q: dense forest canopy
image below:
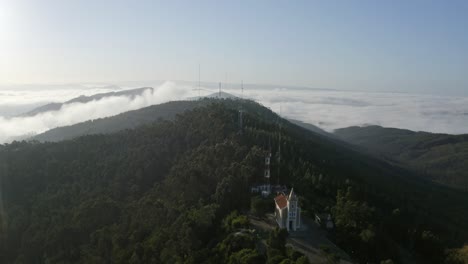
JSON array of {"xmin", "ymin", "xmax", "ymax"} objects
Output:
[
  {"xmin": 1, "ymin": 100, "xmax": 467, "ymax": 263},
  {"xmin": 31, "ymin": 100, "xmax": 208, "ymax": 142},
  {"xmin": 335, "ymin": 125, "xmax": 468, "ymax": 190}
]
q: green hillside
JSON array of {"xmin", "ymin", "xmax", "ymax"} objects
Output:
[
  {"xmin": 32, "ymin": 100, "xmax": 206, "ymax": 142},
  {"xmin": 335, "ymin": 125, "xmax": 468, "ymax": 190},
  {"xmin": 31, "ymin": 97, "xmax": 277, "ymax": 142},
  {"xmin": 1, "ymin": 101, "xmax": 467, "ymax": 263}
]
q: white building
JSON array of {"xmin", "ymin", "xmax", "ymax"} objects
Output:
[
  {"xmin": 250, "ymin": 184, "xmax": 271, "ymax": 197},
  {"xmin": 274, "ymin": 188, "xmax": 301, "ymax": 231}
]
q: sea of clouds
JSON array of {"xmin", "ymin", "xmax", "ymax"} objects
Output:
[
  {"xmin": 239, "ymin": 87, "xmax": 468, "ymax": 134},
  {"xmin": 0, "ymin": 81, "xmax": 468, "ymax": 144},
  {"xmin": 0, "ymin": 82, "xmax": 189, "ymax": 143}
]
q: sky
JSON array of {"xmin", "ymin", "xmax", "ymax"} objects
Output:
[{"xmin": 1, "ymin": 0, "xmax": 468, "ymax": 95}]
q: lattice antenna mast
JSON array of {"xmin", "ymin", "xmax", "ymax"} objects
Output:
[
  {"xmin": 218, "ymin": 82, "xmax": 221, "ymax": 98},
  {"xmin": 241, "ymin": 80, "xmax": 244, "ymax": 99},
  {"xmin": 198, "ymin": 64, "xmax": 201, "ymax": 97},
  {"xmin": 238, "ymin": 81, "xmax": 244, "ymax": 134},
  {"xmin": 277, "ymin": 105, "xmax": 282, "ymax": 185},
  {"xmin": 265, "ymin": 137, "xmax": 272, "ymax": 192},
  {"xmin": 225, "ymin": 72, "xmax": 228, "ymax": 90}
]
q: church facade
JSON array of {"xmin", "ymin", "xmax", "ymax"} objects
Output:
[{"xmin": 274, "ymin": 188, "xmax": 301, "ymax": 231}]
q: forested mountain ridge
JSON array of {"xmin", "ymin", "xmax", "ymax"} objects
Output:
[
  {"xmin": 31, "ymin": 100, "xmax": 205, "ymax": 142},
  {"xmin": 334, "ymin": 125, "xmax": 468, "ymax": 190},
  {"xmin": 1, "ymin": 101, "xmax": 467, "ymax": 263},
  {"xmin": 31, "ymin": 97, "xmax": 277, "ymax": 142}
]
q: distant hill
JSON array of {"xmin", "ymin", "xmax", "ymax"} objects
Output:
[
  {"xmin": 334, "ymin": 125, "xmax": 468, "ymax": 189},
  {"xmin": 287, "ymin": 119, "xmax": 334, "ymax": 138},
  {"xmin": 20, "ymin": 87, "xmax": 153, "ymax": 117},
  {"xmin": 31, "ymin": 100, "xmax": 205, "ymax": 142},
  {"xmin": 31, "ymin": 94, "xmax": 252, "ymax": 142}
]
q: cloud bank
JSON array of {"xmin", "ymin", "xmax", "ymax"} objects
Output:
[
  {"xmin": 0, "ymin": 81, "xmax": 190, "ymax": 143},
  {"xmin": 1, "ymin": 81, "xmax": 468, "ymax": 144},
  {"xmin": 237, "ymin": 87, "xmax": 468, "ymax": 135}
]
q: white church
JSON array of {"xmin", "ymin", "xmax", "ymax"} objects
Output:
[
  {"xmin": 274, "ymin": 188, "xmax": 301, "ymax": 231},
  {"xmin": 250, "ymin": 136, "xmax": 302, "ymax": 232}
]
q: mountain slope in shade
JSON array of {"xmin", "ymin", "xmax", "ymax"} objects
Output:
[
  {"xmin": 31, "ymin": 95, "xmax": 268, "ymax": 142},
  {"xmin": 20, "ymin": 87, "xmax": 153, "ymax": 117},
  {"xmin": 334, "ymin": 125, "xmax": 468, "ymax": 189},
  {"xmin": 31, "ymin": 100, "xmax": 206, "ymax": 142}
]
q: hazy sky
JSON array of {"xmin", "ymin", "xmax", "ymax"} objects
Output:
[{"xmin": 1, "ymin": 0, "xmax": 467, "ymax": 95}]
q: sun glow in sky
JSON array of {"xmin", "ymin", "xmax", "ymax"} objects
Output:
[
  {"xmin": 0, "ymin": 3, "xmax": 11, "ymax": 42},
  {"xmin": 0, "ymin": 0, "xmax": 468, "ymax": 95},
  {"xmin": 0, "ymin": 0, "xmax": 23, "ymax": 80}
]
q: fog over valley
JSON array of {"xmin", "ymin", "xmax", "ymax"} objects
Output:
[
  {"xmin": 1, "ymin": 81, "xmax": 467, "ymax": 144},
  {"xmin": 0, "ymin": 82, "xmax": 189, "ymax": 143}
]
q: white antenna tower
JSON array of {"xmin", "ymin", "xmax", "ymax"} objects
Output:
[
  {"xmin": 198, "ymin": 64, "xmax": 201, "ymax": 97},
  {"xmin": 277, "ymin": 104, "xmax": 282, "ymax": 185},
  {"xmin": 225, "ymin": 72, "xmax": 228, "ymax": 90},
  {"xmin": 265, "ymin": 137, "xmax": 272, "ymax": 193},
  {"xmin": 241, "ymin": 80, "xmax": 244, "ymax": 99},
  {"xmin": 239, "ymin": 80, "xmax": 244, "ymax": 134}
]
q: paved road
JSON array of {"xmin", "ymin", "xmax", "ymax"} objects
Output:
[
  {"xmin": 288, "ymin": 216, "xmax": 352, "ymax": 264},
  {"xmin": 250, "ymin": 214, "xmax": 353, "ymax": 264}
]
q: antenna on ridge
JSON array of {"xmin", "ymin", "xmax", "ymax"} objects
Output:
[
  {"xmin": 238, "ymin": 80, "xmax": 244, "ymax": 134},
  {"xmin": 225, "ymin": 72, "xmax": 228, "ymax": 90},
  {"xmin": 278, "ymin": 132, "xmax": 281, "ymax": 185},
  {"xmin": 264, "ymin": 137, "xmax": 272, "ymax": 194},
  {"xmin": 198, "ymin": 64, "xmax": 201, "ymax": 97},
  {"xmin": 241, "ymin": 80, "xmax": 244, "ymax": 99},
  {"xmin": 277, "ymin": 104, "xmax": 282, "ymax": 185},
  {"xmin": 218, "ymin": 82, "xmax": 221, "ymax": 98}
]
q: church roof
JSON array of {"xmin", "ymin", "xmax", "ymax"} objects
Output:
[{"xmin": 274, "ymin": 194, "xmax": 288, "ymax": 209}]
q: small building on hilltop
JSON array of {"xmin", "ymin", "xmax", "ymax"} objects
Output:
[
  {"xmin": 315, "ymin": 213, "xmax": 334, "ymax": 230},
  {"xmin": 274, "ymin": 188, "xmax": 301, "ymax": 231}
]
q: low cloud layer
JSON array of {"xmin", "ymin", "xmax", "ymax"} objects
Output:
[
  {"xmin": 0, "ymin": 82, "xmax": 190, "ymax": 143},
  {"xmin": 238, "ymin": 88, "xmax": 468, "ymax": 134},
  {"xmin": 1, "ymin": 81, "xmax": 468, "ymax": 144}
]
